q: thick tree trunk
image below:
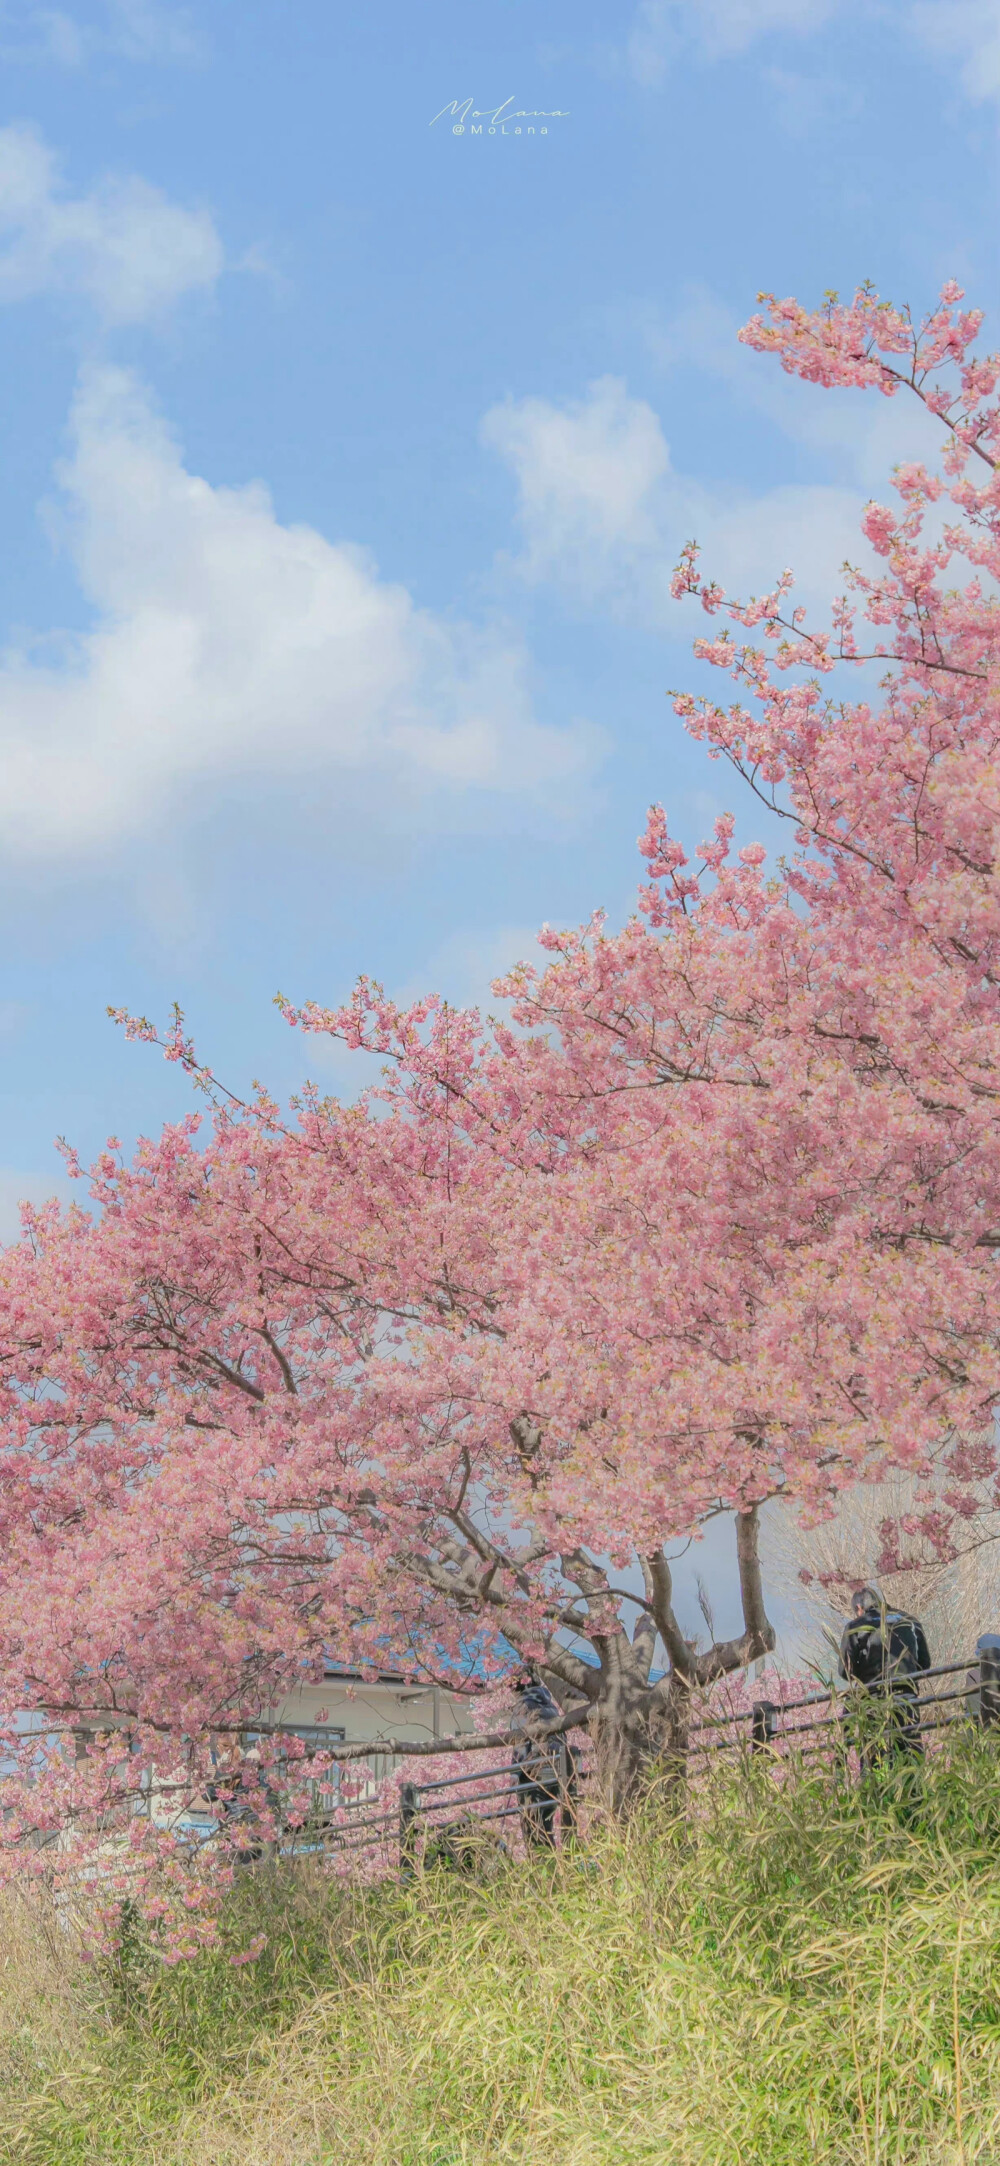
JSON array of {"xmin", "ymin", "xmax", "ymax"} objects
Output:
[
  {"xmin": 589, "ymin": 1676, "xmax": 693, "ymax": 1814},
  {"xmin": 589, "ymin": 1678, "xmax": 662, "ymax": 1814},
  {"xmin": 422, "ymin": 1500, "xmax": 776, "ymax": 1818},
  {"xmin": 587, "ymin": 1505, "xmax": 776, "ymax": 1814}
]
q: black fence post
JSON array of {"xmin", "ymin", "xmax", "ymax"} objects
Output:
[
  {"xmin": 978, "ymin": 1634, "xmax": 1000, "ymax": 1728},
  {"xmin": 399, "ymin": 1780, "xmax": 420, "ymax": 1871},
  {"xmin": 751, "ymin": 1700, "xmax": 778, "ymax": 1754},
  {"xmin": 558, "ymin": 1738, "xmax": 580, "ymax": 1840}
]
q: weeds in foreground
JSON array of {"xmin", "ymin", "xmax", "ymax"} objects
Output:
[{"xmin": 4, "ymin": 1739, "xmax": 1000, "ymax": 2162}]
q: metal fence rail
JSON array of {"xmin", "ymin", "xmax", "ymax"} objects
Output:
[
  {"xmin": 281, "ymin": 1743, "xmax": 588, "ymax": 1865},
  {"xmin": 400, "ymin": 1737, "xmax": 587, "ymax": 1867},
  {"xmin": 278, "ymin": 1633, "xmax": 1000, "ymax": 1872},
  {"xmin": 689, "ymin": 1656, "xmax": 976, "ymax": 1737},
  {"xmin": 688, "ymin": 1634, "xmax": 1000, "ymax": 1764}
]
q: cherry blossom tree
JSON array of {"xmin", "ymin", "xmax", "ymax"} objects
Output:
[
  {"xmin": 2, "ymin": 280, "xmax": 1000, "ymax": 1880},
  {"xmin": 0, "ymin": 1048, "xmax": 780, "ymax": 1837}
]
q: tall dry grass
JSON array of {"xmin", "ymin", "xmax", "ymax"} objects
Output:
[
  {"xmin": 5, "ymin": 1735, "xmax": 1000, "ymax": 2163},
  {"xmin": 0, "ymin": 1883, "xmax": 90, "ymax": 2115}
]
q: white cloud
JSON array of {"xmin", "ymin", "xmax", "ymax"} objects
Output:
[
  {"xmin": 481, "ymin": 377, "xmax": 672, "ymax": 591},
  {"xmin": 99, "ymin": 0, "xmax": 198, "ymax": 60},
  {"xmin": 627, "ymin": 0, "xmax": 834, "ymax": 84},
  {"xmin": 8, "ymin": 9, "xmax": 85, "ymax": 61},
  {"xmin": 483, "ymin": 374, "xmax": 867, "ymax": 629},
  {"xmin": 0, "ymin": 0, "xmax": 199, "ymax": 64},
  {"xmin": 0, "ymin": 123, "xmax": 221, "ymax": 323},
  {"xmin": 487, "ymin": 281, "xmax": 963, "ymax": 633},
  {"xmin": 909, "ymin": 0, "xmax": 1000, "ymax": 101},
  {"xmin": 0, "ymin": 368, "xmax": 599, "ymax": 860},
  {"xmin": 627, "ymin": 0, "xmax": 1000, "ymax": 101}
]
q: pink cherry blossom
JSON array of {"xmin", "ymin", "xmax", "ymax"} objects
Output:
[{"xmin": 2, "ymin": 277, "xmax": 1000, "ymax": 1926}]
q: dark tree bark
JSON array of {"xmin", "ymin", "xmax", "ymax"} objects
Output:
[
  {"xmin": 512, "ymin": 1507, "xmax": 776, "ymax": 1814},
  {"xmin": 407, "ymin": 1500, "xmax": 775, "ymax": 1815}
]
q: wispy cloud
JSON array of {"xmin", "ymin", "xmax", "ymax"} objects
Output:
[
  {"xmin": 627, "ymin": 0, "xmax": 1000, "ymax": 102},
  {"xmin": 761, "ymin": 63, "xmax": 863, "ymax": 138},
  {"xmin": 909, "ymin": 0, "xmax": 1000, "ymax": 103},
  {"xmin": 627, "ymin": 0, "xmax": 835, "ymax": 86},
  {"xmin": 0, "ymin": 123, "xmax": 221, "ymax": 323},
  {"xmin": 100, "ymin": 0, "xmax": 198, "ymax": 59},
  {"xmin": 0, "ymin": 0, "xmax": 200, "ymax": 65}
]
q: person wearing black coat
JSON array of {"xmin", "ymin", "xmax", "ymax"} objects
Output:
[
  {"xmin": 511, "ymin": 1673, "xmax": 579, "ymax": 1845},
  {"xmin": 839, "ymin": 1585, "xmax": 931, "ymax": 1767}
]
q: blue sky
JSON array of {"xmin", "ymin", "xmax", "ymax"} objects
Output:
[{"xmin": 0, "ymin": 0, "xmax": 995, "ymax": 1260}]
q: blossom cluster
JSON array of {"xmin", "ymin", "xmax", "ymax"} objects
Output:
[{"xmin": 1, "ymin": 279, "xmax": 999, "ymax": 1936}]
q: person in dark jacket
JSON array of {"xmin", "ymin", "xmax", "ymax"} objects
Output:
[
  {"xmin": 839, "ymin": 1585, "xmax": 931, "ymax": 1767},
  {"xmin": 511, "ymin": 1673, "xmax": 579, "ymax": 1846}
]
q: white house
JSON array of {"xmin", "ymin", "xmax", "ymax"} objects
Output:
[{"xmin": 255, "ymin": 1664, "xmax": 477, "ymax": 1805}]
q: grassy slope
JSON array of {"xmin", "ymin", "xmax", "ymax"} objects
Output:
[{"xmin": 5, "ymin": 1742, "xmax": 1000, "ymax": 2164}]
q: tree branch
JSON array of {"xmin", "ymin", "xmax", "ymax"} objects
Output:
[
  {"xmin": 646, "ymin": 1551, "xmax": 696, "ymax": 1680},
  {"xmin": 692, "ymin": 1504, "xmax": 775, "ymax": 1683}
]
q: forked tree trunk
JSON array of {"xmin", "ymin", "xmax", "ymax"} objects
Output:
[{"xmin": 561, "ymin": 1506, "xmax": 775, "ymax": 1815}]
